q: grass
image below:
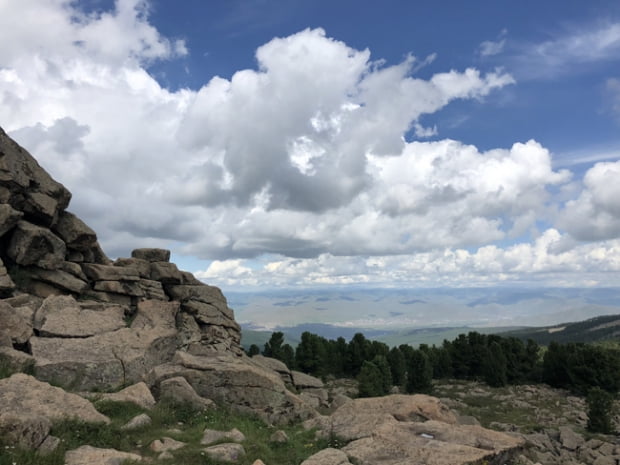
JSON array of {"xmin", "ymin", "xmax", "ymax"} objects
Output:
[{"xmin": 0, "ymin": 397, "xmax": 335, "ymax": 465}]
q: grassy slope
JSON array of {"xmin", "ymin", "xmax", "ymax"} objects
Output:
[{"xmin": 0, "ymin": 398, "xmax": 335, "ymax": 465}]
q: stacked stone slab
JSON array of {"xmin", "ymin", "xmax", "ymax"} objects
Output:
[{"xmin": 0, "ymin": 126, "xmax": 242, "ymax": 360}]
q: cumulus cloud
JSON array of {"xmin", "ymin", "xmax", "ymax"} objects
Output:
[
  {"xmin": 0, "ymin": 0, "xmax": 617, "ymax": 289},
  {"xmin": 196, "ymin": 230, "xmax": 620, "ymax": 289},
  {"xmin": 559, "ymin": 161, "xmax": 620, "ymax": 241}
]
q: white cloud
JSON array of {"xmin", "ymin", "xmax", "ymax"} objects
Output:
[
  {"xmin": 559, "ymin": 160, "xmax": 620, "ymax": 241},
  {"xmin": 196, "ymin": 231, "xmax": 620, "ymax": 289},
  {"xmin": 513, "ymin": 22, "xmax": 620, "ymax": 78},
  {"xmin": 1, "ymin": 1, "xmax": 618, "ymax": 289},
  {"xmin": 478, "ymin": 29, "xmax": 507, "ymax": 57}
]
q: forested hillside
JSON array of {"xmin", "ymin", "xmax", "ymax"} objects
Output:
[{"xmin": 500, "ymin": 314, "xmax": 620, "ymax": 345}]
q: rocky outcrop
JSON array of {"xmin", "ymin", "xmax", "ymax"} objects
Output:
[
  {"xmin": 147, "ymin": 351, "xmax": 317, "ymax": 424},
  {"xmin": 304, "ymin": 394, "xmax": 524, "ymax": 465},
  {"xmin": 0, "ymin": 373, "xmax": 108, "ymax": 448},
  {"xmin": 0, "ymin": 127, "xmax": 243, "ymax": 372}
]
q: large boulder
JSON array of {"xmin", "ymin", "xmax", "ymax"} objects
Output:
[
  {"xmin": 7, "ymin": 220, "xmax": 66, "ymax": 270},
  {"xmin": 0, "ymin": 127, "xmax": 71, "ymax": 227},
  {"xmin": 147, "ymin": 351, "xmax": 317, "ymax": 424},
  {"xmin": 31, "ymin": 324, "xmax": 178, "ymax": 390},
  {"xmin": 0, "ymin": 299, "xmax": 32, "ymax": 344},
  {"xmin": 0, "ymin": 374, "xmax": 109, "ymax": 448},
  {"xmin": 52, "ymin": 211, "xmax": 97, "ymax": 252},
  {"xmin": 0, "ymin": 203, "xmax": 23, "ymax": 237}
]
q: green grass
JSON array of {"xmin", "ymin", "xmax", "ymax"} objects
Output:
[{"xmin": 0, "ymin": 397, "xmax": 335, "ymax": 465}]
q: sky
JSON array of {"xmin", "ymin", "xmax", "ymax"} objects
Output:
[{"xmin": 1, "ymin": 0, "xmax": 620, "ymax": 293}]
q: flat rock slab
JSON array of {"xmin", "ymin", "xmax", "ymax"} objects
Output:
[
  {"xmin": 305, "ymin": 394, "xmax": 458, "ymax": 441},
  {"xmin": 0, "ymin": 374, "xmax": 109, "ymax": 445},
  {"xmin": 342, "ymin": 420, "xmax": 525, "ymax": 465},
  {"xmin": 65, "ymin": 445, "xmax": 142, "ymax": 465},
  {"xmin": 147, "ymin": 351, "xmax": 317, "ymax": 424},
  {"xmin": 34, "ymin": 295, "xmax": 125, "ymax": 337},
  {"xmin": 31, "ymin": 326, "xmax": 177, "ymax": 390}
]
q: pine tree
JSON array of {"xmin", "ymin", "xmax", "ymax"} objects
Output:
[
  {"xmin": 587, "ymin": 387, "xmax": 615, "ymax": 434},
  {"xmin": 483, "ymin": 341, "xmax": 507, "ymax": 387},
  {"xmin": 358, "ymin": 361, "xmax": 383, "ymax": 398},
  {"xmin": 406, "ymin": 350, "xmax": 433, "ymax": 394}
]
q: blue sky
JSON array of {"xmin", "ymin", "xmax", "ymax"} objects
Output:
[{"xmin": 1, "ymin": 0, "xmax": 619, "ymax": 293}]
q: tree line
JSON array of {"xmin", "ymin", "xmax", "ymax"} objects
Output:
[{"xmin": 248, "ymin": 330, "xmax": 620, "ymax": 398}]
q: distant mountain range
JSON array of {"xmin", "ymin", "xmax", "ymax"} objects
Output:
[
  {"xmin": 240, "ymin": 313, "xmax": 620, "ymax": 350},
  {"xmin": 499, "ymin": 314, "xmax": 620, "ymax": 345}
]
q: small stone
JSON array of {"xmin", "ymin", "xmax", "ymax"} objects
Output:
[
  {"xmin": 203, "ymin": 443, "xmax": 245, "ymax": 463},
  {"xmin": 149, "ymin": 437, "xmax": 186, "ymax": 453},
  {"xmin": 201, "ymin": 428, "xmax": 246, "ymax": 445},
  {"xmin": 270, "ymin": 430, "xmax": 289, "ymax": 443},
  {"xmin": 38, "ymin": 435, "xmax": 61, "ymax": 455},
  {"xmin": 64, "ymin": 445, "xmax": 142, "ymax": 465},
  {"xmin": 121, "ymin": 413, "xmax": 152, "ymax": 431}
]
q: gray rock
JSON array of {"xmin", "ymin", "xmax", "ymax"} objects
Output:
[
  {"xmin": 0, "ymin": 346, "xmax": 35, "ymax": 372},
  {"xmin": 64, "ymin": 445, "xmax": 142, "ymax": 465},
  {"xmin": 301, "ymin": 448, "xmax": 352, "ymax": 465},
  {"xmin": 270, "ymin": 430, "xmax": 289, "ymax": 443},
  {"xmin": 0, "ymin": 299, "xmax": 32, "ymax": 343},
  {"xmin": 159, "ymin": 376, "xmax": 215, "ymax": 411},
  {"xmin": 559, "ymin": 425, "xmax": 585, "ymax": 451},
  {"xmin": 147, "ymin": 351, "xmax": 317, "ymax": 424},
  {"xmin": 203, "ymin": 443, "xmax": 246, "ymax": 463},
  {"xmin": 0, "ymin": 203, "xmax": 22, "ymax": 237},
  {"xmin": 0, "ymin": 127, "xmax": 71, "ymax": 227},
  {"xmin": 0, "ymin": 260, "xmax": 15, "ymax": 297},
  {"xmin": 38, "ymin": 434, "xmax": 61, "ymax": 455},
  {"xmin": 99, "ymin": 382, "xmax": 156, "ymax": 410},
  {"xmin": 31, "ymin": 326, "xmax": 178, "ymax": 391},
  {"xmin": 138, "ymin": 278, "xmax": 167, "ymax": 300},
  {"xmin": 0, "ymin": 374, "xmax": 108, "ymax": 448},
  {"xmin": 0, "ymin": 413, "xmax": 51, "ymax": 449},
  {"xmin": 81, "ymin": 290, "xmax": 133, "ymax": 306},
  {"xmin": 182, "ymin": 299, "xmax": 238, "ymax": 328},
  {"xmin": 251, "ymin": 355, "xmax": 293, "ymax": 384},
  {"xmin": 150, "ymin": 261, "xmax": 183, "ymax": 284},
  {"xmin": 149, "ymin": 436, "xmax": 186, "ymax": 452},
  {"xmin": 130, "ymin": 299, "xmax": 179, "ymax": 330},
  {"xmin": 166, "ymin": 284, "xmax": 227, "ymax": 305},
  {"xmin": 34, "ymin": 295, "xmax": 125, "ymax": 337},
  {"xmin": 292, "ymin": 370, "xmax": 324, "ymax": 389},
  {"xmin": 93, "ymin": 280, "xmax": 144, "ymax": 297},
  {"xmin": 132, "ymin": 248, "xmax": 171, "ymax": 262},
  {"xmin": 114, "ymin": 257, "xmax": 151, "ymax": 278},
  {"xmin": 121, "ymin": 413, "xmax": 152, "ymax": 431},
  {"xmin": 201, "ymin": 427, "xmax": 246, "ymax": 445},
  {"xmin": 7, "ymin": 220, "xmax": 66, "ymax": 270},
  {"xmin": 82, "ymin": 263, "xmax": 140, "ymax": 281},
  {"xmin": 52, "ymin": 211, "xmax": 97, "ymax": 252}
]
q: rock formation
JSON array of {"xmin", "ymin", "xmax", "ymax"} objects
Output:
[{"xmin": 0, "ymin": 126, "xmax": 527, "ymax": 464}]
